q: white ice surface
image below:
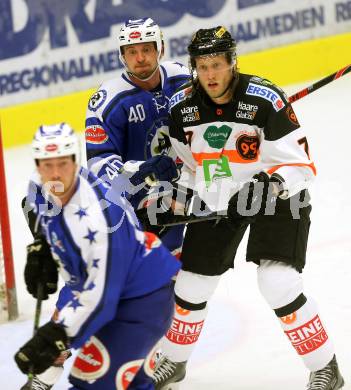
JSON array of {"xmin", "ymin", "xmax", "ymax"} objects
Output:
[{"xmin": 1, "ymin": 76, "xmax": 351, "ymax": 389}]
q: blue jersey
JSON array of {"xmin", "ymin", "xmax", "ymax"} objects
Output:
[
  {"xmin": 85, "ymin": 61, "xmax": 189, "ymax": 253},
  {"xmin": 85, "ymin": 61, "xmax": 189, "ymax": 184},
  {"xmin": 27, "ymin": 167, "xmax": 180, "ymax": 349}
]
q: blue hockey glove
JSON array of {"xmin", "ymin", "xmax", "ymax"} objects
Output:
[{"xmin": 129, "ymin": 155, "xmax": 179, "ymax": 186}]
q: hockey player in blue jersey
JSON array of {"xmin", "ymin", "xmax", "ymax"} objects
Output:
[
  {"xmin": 14, "ymin": 123, "xmax": 181, "ymax": 390},
  {"xmin": 85, "ymin": 17, "xmax": 190, "ymax": 253},
  {"xmin": 19, "ymin": 17, "xmax": 190, "ymax": 390}
]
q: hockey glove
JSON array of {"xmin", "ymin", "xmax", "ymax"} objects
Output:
[
  {"xmin": 25, "ymin": 235, "xmax": 58, "ymax": 300},
  {"xmin": 129, "ymin": 155, "xmax": 179, "ymax": 186},
  {"xmin": 227, "ymin": 171, "xmax": 284, "ymax": 226},
  {"xmin": 14, "ymin": 322, "xmax": 68, "ymax": 375},
  {"xmin": 136, "ymin": 204, "xmax": 174, "ymax": 237}
]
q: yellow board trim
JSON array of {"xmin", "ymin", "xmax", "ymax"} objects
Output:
[
  {"xmin": 239, "ymin": 31, "xmax": 351, "ymax": 86},
  {"xmin": 1, "ymin": 31, "xmax": 351, "ymax": 149}
]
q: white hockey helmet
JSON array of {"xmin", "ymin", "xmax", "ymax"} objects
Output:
[
  {"xmin": 32, "ymin": 123, "xmax": 80, "ymax": 162},
  {"xmin": 117, "ymin": 18, "xmax": 163, "ymax": 67}
]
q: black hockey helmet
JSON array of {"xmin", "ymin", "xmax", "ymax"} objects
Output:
[{"xmin": 188, "ymin": 26, "xmax": 236, "ymax": 68}]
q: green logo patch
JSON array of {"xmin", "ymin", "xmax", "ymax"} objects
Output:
[
  {"xmin": 203, "ymin": 125, "xmax": 232, "ymax": 149},
  {"xmin": 203, "ymin": 155, "xmax": 232, "ymax": 187}
]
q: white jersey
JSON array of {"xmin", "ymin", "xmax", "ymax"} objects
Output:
[{"xmin": 168, "ymin": 74, "xmax": 316, "ymax": 211}]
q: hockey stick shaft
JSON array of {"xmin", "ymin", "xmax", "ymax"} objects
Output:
[
  {"xmin": 288, "ymin": 64, "xmax": 351, "ymax": 103},
  {"xmin": 27, "ymin": 282, "xmax": 44, "ymax": 388},
  {"xmin": 159, "ymin": 212, "xmax": 226, "ymax": 226},
  {"xmin": 33, "ymin": 283, "xmax": 44, "ymax": 333}
]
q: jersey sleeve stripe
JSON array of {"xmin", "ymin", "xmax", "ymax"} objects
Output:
[
  {"xmin": 267, "ymin": 162, "xmax": 317, "ymax": 176},
  {"xmin": 102, "ymin": 88, "xmax": 140, "ymax": 122},
  {"xmin": 192, "ymin": 150, "xmax": 259, "ymax": 165}
]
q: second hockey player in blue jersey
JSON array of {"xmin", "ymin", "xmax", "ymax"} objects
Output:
[{"xmin": 15, "ymin": 124, "xmax": 181, "ymax": 390}]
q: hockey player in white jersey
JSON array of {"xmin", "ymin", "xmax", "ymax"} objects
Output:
[
  {"xmin": 152, "ymin": 26, "xmax": 345, "ymax": 390},
  {"xmin": 14, "ymin": 124, "xmax": 181, "ymax": 390}
]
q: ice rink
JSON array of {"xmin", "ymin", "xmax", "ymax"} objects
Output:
[{"xmin": 1, "ymin": 75, "xmax": 350, "ymax": 389}]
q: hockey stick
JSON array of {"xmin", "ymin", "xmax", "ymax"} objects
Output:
[
  {"xmin": 27, "ymin": 282, "xmax": 44, "ymax": 388},
  {"xmin": 288, "ymin": 64, "xmax": 351, "ymax": 103},
  {"xmin": 158, "ymin": 211, "xmax": 226, "ymax": 226},
  {"xmin": 21, "ymin": 205, "xmax": 45, "ymax": 389}
]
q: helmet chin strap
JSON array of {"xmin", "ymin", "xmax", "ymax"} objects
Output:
[
  {"xmin": 214, "ymin": 71, "xmax": 237, "ymax": 100},
  {"xmin": 216, "ymin": 77, "xmax": 234, "ymax": 99},
  {"xmin": 207, "ymin": 65, "xmax": 238, "ymax": 100}
]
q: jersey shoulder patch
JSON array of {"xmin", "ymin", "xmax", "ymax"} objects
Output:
[
  {"xmin": 169, "ymin": 84, "xmax": 193, "ymax": 111},
  {"xmin": 248, "ymin": 75, "xmax": 289, "ymax": 100},
  {"xmin": 87, "ymin": 77, "xmax": 134, "ymax": 115},
  {"xmin": 88, "ymin": 89, "xmax": 108, "ymax": 112},
  {"xmin": 245, "ymin": 76, "xmax": 286, "ymax": 112}
]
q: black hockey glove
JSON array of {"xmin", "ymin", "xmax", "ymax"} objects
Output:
[
  {"xmin": 14, "ymin": 322, "xmax": 68, "ymax": 375},
  {"xmin": 136, "ymin": 202, "xmax": 175, "ymax": 237},
  {"xmin": 130, "ymin": 155, "xmax": 179, "ymax": 186},
  {"xmin": 227, "ymin": 171, "xmax": 284, "ymax": 226},
  {"xmin": 25, "ymin": 235, "xmax": 58, "ymax": 300}
]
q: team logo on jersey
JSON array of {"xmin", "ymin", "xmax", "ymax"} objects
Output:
[
  {"xmin": 235, "ymin": 134, "xmax": 259, "ymax": 160},
  {"xmin": 181, "ymin": 105, "xmax": 200, "ymax": 123},
  {"xmin": 286, "ymin": 106, "xmax": 299, "ymax": 126},
  {"xmin": 115, "ymin": 359, "xmax": 144, "ymax": 390},
  {"xmin": 203, "ymin": 155, "xmax": 232, "ymax": 187},
  {"xmin": 71, "ymin": 336, "xmax": 110, "ymax": 381},
  {"xmin": 246, "ymin": 83, "xmax": 285, "ymax": 112},
  {"xmin": 147, "ymin": 121, "xmax": 177, "ymax": 159},
  {"xmin": 236, "ymin": 101, "xmax": 258, "ymax": 120},
  {"xmin": 85, "ymin": 125, "xmax": 109, "ymax": 144},
  {"xmin": 203, "ymin": 125, "xmax": 232, "ymax": 149},
  {"xmin": 88, "ymin": 89, "xmax": 107, "ymax": 112}
]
